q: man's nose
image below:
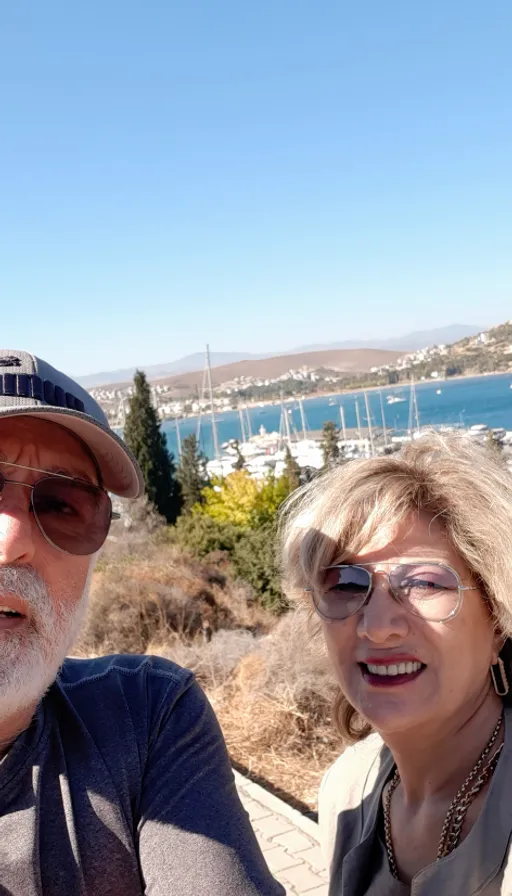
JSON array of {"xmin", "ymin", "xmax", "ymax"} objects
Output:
[{"xmin": 0, "ymin": 488, "xmax": 37, "ymax": 565}]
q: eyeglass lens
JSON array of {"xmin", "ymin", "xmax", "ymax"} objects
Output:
[
  {"xmin": 315, "ymin": 563, "xmax": 461, "ymax": 622},
  {"xmin": 0, "ymin": 471, "xmax": 112, "ymax": 555}
]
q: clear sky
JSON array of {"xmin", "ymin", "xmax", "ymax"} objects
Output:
[{"xmin": 1, "ymin": 1, "xmax": 511, "ymax": 375}]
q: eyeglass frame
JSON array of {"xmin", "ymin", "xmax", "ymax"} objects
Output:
[
  {"xmin": 0, "ymin": 461, "xmax": 120, "ymax": 554},
  {"xmin": 306, "ymin": 561, "xmax": 479, "ymax": 623}
]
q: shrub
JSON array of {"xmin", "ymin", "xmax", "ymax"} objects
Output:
[
  {"xmin": 172, "ymin": 513, "xmax": 243, "ymax": 558},
  {"xmin": 231, "ymin": 523, "xmax": 288, "ymax": 614}
]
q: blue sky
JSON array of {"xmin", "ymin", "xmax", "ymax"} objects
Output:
[{"xmin": 1, "ymin": 1, "xmax": 511, "ymax": 376}]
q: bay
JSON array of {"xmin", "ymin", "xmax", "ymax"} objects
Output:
[{"xmin": 161, "ymin": 373, "xmax": 512, "ymax": 461}]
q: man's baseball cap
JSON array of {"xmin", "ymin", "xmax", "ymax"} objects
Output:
[{"xmin": 0, "ymin": 350, "xmax": 144, "ymax": 498}]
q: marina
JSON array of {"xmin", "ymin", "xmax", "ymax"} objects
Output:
[{"xmin": 161, "ymin": 372, "xmax": 512, "ymax": 479}]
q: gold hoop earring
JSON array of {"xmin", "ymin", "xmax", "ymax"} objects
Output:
[{"xmin": 491, "ymin": 657, "xmax": 510, "ymax": 697}]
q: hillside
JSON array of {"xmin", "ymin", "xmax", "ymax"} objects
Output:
[
  {"xmin": 76, "ymin": 324, "xmax": 483, "ymax": 388},
  {"xmin": 398, "ymin": 320, "xmax": 512, "ymax": 381},
  {"xmin": 106, "ymin": 347, "xmax": 404, "ymax": 393}
]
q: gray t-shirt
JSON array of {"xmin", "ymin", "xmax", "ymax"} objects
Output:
[{"xmin": 0, "ymin": 653, "xmax": 284, "ymax": 896}]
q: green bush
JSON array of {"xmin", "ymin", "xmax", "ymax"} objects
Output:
[
  {"xmin": 231, "ymin": 523, "xmax": 289, "ymax": 615},
  {"xmin": 172, "ymin": 512, "xmax": 243, "ymax": 558},
  {"xmin": 169, "ymin": 514, "xmax": 288, "ymax": 614}
]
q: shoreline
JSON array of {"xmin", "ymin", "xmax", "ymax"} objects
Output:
[{"xmin": 161, "ymin": 370, "xmax": 512, "ymax": 423}]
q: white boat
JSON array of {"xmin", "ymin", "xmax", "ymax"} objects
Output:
[
  {"xmin": 436, "ymin": 389, "xmax": 442, "ymax": 395},
  {"xmin": 387, "ymin": 395, "xmax": 406, "ymax": 405}
]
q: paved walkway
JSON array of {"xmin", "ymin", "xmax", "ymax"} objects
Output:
[{"xmin": 234, "ymin": 771, "xmax": 329, "ymax": 896}]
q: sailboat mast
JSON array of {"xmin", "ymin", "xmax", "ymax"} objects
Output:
[
  {"xmin": 280, "ymin": 395, "xmax": 292, "ymax": 448},
  {"xmin": 355, "ymin": 399, "xmax": 362, "ymax": 439},
  {"xmin": 339, "ymin": 404, "xmax": 347, "ymax": 443},
  {"xmin": 175, "ymin": 416, "xmax": 182, "ymax": 458},
  {"xmin": 205, "ymin": 344, "xmax": 220, "ymax": 459},
  {"xmin": 196, "ymin": 365, "xmax": 207, "ymax": 441},
  {"xmin": 407, "ymin": 377, "xmax": 414, "ymax": 436},
  {"xmin": 363, "ymin": 391, "xmax": 375, "ymax": 457},
  {"xmin": 245, "ymin": 406, "xmax": 253, "ymax": 439},
  {"xmin": 298, "ymin": 397, "xmax": 307, "ymax": 440},
  {"xmin": 414, "ymin": 383, "xmax": 420, "ymax": 433},
  {"xmin": 238, "ymin": 405, "xmax": 246, "ymax": 443},
  {"xmin": 379, "ymin": 389, "xmax": 388, "ymax": 448}
]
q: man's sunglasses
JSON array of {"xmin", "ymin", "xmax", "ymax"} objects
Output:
[{"xmin": 0, "ymin": 463, "xmax": 119, "ymax": 556}]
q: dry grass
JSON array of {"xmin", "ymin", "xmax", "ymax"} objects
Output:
[
  {"xmin": 75, "ymin": 540, "xmax": 275, "ymax": 657},
  {"xmin": 157, "ymin": 614, "xmax": 343, "ymax": 810},
  {"xmin": 78, "ymin": 515, "xmax": 343, "ymax": 811}
]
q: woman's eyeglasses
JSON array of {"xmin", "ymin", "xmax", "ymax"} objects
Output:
[
  {"xmin": 309, "ymin": 562, "xmax": 478, "ymax": 623},
  {"xmin": 0, "ymin": 463, "xmax": 119, "ymax": 556}
]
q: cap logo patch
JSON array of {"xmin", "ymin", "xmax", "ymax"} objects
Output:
[
  {"xmin": 0, "ymin": 374, "xmax": 85, "ymax": 413},
  {"xmin": 0, "ymin": 356, "xmax": 21, "ymax": 368}
]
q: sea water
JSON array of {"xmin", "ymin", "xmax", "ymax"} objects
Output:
[{"xmin": 161, "ymin": 373, "xmax": 512, "ymax": 461}]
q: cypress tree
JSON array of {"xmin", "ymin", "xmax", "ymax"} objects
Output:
[
  {"xmin": 233, "ymin": 440, "xmax": 245, "ymax": 471},
  {"xmin": 177, "ymin": 433, "xmax": 209, "ymax": 512},
  {"xmin": 322, "ymin": 420, "xmax": 340, "ymax": 469},
  {"xmin": 123, "ymin": 370, "xmax": 182, "ymax": 523},
  {"xmin": 283, "ymin": 445, "xmax": 301, "ymax": 491}
]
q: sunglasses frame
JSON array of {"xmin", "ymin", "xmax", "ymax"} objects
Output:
[
  {"xmin": 308, "ymin": 561, "xmax": 478, "ymax": 623},
  {"xmin": 0, "ymin": 462, "xmax": 119, "ymax": 555}
]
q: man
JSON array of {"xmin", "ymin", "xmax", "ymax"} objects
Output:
[{"xmin": 0, "ymin": 349, "xmax": 284, "ymax": 896}]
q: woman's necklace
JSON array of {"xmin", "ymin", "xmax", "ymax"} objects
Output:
[{"xmin": 383, "ymin": 714, "xmax": 504, "ymax": 881}]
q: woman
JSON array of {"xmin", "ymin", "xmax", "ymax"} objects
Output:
[{"xmin": 280, "ymin": 431, "xmax": 512, "ymax": 894}]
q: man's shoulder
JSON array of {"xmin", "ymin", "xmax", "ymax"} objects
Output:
[
  {"xmin": 55, "ymin": 654, "xmax": 197, "ymax": 731},
  {"xmin": 60, "ymin": 653, "xmax": 191, "ymax": 689}
]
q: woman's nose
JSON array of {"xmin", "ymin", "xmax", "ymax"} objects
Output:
[{"xmin": 356, "ymin": 573, "xmax": 410, "ymax": 643}]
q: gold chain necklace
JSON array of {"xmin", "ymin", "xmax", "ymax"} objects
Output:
[{"xmin": 383, "ymin": 714, "xmax": 504, "ymax": 880}]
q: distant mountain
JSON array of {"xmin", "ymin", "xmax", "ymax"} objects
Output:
[
  {"xmin": 77, "ymin": 324, "xmax": 484, "ymax": 388},
  {"xmin": 149, "ymin": 348, "xmax": 406, "ymax": 392},
  {"xmin": 289, "ymin": 325, "xmax": 483, "ymax": 354},
  {"xmin": 77, "ymin": 352, "xmax": 266, "ymax": 388}
]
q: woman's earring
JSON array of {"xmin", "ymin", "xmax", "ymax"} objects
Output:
[{"xmin": 491, "ymin": 656, "xmax": 510, "ymax": 696}]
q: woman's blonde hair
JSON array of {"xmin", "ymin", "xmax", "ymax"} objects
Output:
[{"xmin": 279, "ymin": 430, "xmax": 512, "ymax": 743}]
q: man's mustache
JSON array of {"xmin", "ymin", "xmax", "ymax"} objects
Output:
[{"xmin": 0, "ymin": 566, "xmax": 50, "ymax": 611}]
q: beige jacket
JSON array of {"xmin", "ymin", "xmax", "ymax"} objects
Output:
[{"xmin": 319, "ymin": 707, "xmax": 512, "ymax": 895}]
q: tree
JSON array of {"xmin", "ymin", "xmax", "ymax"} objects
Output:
[
  {"xmin": 198, "ymin": 469, "xmax": 292, "ymax": 530},
  {"xmin": 321, "ymin": 420, "xmax": 340, "ymax": 468},
  {"xmin": 199, "ymin": 471, "xmax": 260, "ymax": 528},
  {"xmin": 177, "ymin": 434, "xmax": 209, "ymax": 512},
  {"xmin": 233, "ymin": 440, "xmax": 245, "ymax": 471},
  {"xmin": 123, "ymin": 370, "xmax": 182, "ymax": 523},
  {"xmin": 232, "ymin": 522, "xmax": 289, "ymax": 613},
  {"xmin": 283, "ymin": 446, "xmax": 301, "ymax": 491}
]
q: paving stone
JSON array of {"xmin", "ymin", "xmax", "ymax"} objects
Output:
[
  {"xmin": 293, "ymin": 845, "xmax": 325, "ymax": 871},
  {"xmin": 279, "ymin": 864, "xmax": 327, "ymax": 893},
  {"xmin": 255, "ymin": 830, "xmax": 273, "ymax": 850},
  {"xmin": 273, "ymin": 830, "xmax": 314, "ymax": 854},
  {"xmin": 263, "ymin": 846, "xmax": 303, "ymax": 873},
  {"xmin": 254, "ymin": 814, "xmax": 295, "ymax": 838},
  {"xmin": 243, "ymin": 798, "xmax": 274, "ymax": 821},
  {"xmin": 234, "ymin": 770, "xmax": 329, "ymax": 894},
  {"xmin": 298, "ymin": 886, "xmax": 328, "ymax": 896}
]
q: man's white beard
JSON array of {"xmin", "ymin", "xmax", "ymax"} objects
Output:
[{"xmin": 0, "ymin": 565, "xmax": 92, "ymax": 720}]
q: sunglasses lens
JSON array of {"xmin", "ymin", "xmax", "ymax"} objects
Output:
[
  {"xmin": 390, "ymin": 563, "xmax": 460, "ymax": 621},
  {"xmin": 32, "ymin": 477, "xmax": 112, "ymax": 555},
  {"xmin": 315, "ymin": 566, "xmax": 371, "ymax": 619}
]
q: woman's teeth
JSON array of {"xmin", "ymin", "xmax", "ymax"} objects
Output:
[{"xmin": 365, "ymin": 661, "xmax": 422, "ymax": 676}]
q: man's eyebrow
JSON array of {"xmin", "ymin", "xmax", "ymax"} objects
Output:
[{"xmin": 46, "ymin": 466, "xmax": 97, "ymax": 485}]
